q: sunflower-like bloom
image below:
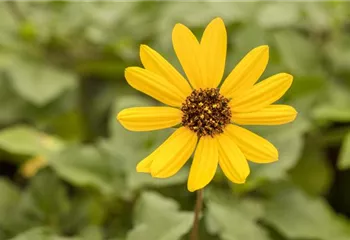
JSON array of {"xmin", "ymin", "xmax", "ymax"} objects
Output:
[{"xmin": 117, "ymin": 17, "xmax": 297, "ymax": 192}]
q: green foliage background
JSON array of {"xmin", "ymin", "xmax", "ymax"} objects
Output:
[{"xmin": 0, "ymin": 1, "xmax": 350, "ymax": 240}]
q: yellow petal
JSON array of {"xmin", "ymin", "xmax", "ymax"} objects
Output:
[
  {"xmin": 20, "ymin": 156, "xmax": 47, "ymax": 178},
  {"xmin": 172, "ymin": 23, "xmax": 202, "ymax": 89},
  {"xmin": 230, "ymin": 73, "xmax": 293, "ymax": 113},
  {"xmin": 125, "ymin": 67, "xmax": 185, "ymax": 107},
  {"xmin": 117, "ymin": 107, "xmax": 182, "ymax": 132},
  {"xmin": 136, "ymin": 155, "xmax": 153, "ymax": 173},
  {"xmin": 217, "ymin": 130, "xmax": 250, "ymax": 183},
  {"xmin": 200, "ymin": 17, "xmax": 227, "ymax": 88},
  {"xmin": 220, "ymin": 45, "xmax": 269, "ymax": 99},
  {"xmin": 187, "ymin": 136, "xmax": 218, "ymax": 192},
  {"xmin": 232, "ymin": 105, "xmax": 297, "ymax": 125},
  {"xmin": 225, "ymin": 125, "xmax": 278, "ymax": 163},
  {"xmin": 150, "ymin": 127, "xmax": 197, "ymax": 178},
  {"xmin": 140, "ymin": 45, "xmax": 192, "ymax": 98}
]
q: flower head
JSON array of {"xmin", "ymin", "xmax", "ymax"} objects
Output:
[{"xmin": 117, "ymin": 17, "xmax": 297, "ymax": 192}]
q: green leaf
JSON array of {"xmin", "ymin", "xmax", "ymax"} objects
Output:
[
  {"xmin": 313, "ymin": 106, "xmax": 350, "ymax": 123},
  {"xmin": 205, "ymin": 189, "xmax": 269, "ymax": 240},
  {"xmin": 2, "ymin": 171, "xmax": 70, "ymax": 236},
  {"xmin": 0, "ymin": 77, "xmax": 28, "ymax": 124},
  {"xmin": 10, "ymin": 227, "xmax": 54, "ymax": 240},
  {"xmin": 290, "ymin": 143, "xmax": 333, "ymax": 195},
  {"xmin": 233, "ymin": 24, "xmax": 266, "ymax": 54},
  {"xmin": 326, "ymin": 35, "xmax": 350, "ymax": 73},
  {"xmin": 48, "ymin": 145, "xmax": 123, "ymax": 195},
  {"xmin": 263, "ymin": 188, "xmax": 350, "ymax": 240},
  {"xmin": 257, "ymin": 3, "xmax": 301, "ymax": 29},
  {"xmin": 286, "ymin": 75, "xmax": 326, "ymax": 99},
  {"xmin": 62, "ymin": 194, "xmax": 107, "ymax": 234},
  {"xmin": 0, "ymin": 178, "xmax": 21, "ymax": 231},
  {"xmin": 273, "ymin": 30, "xmax": 321, "ymax": 75},
  {"xmin": 127, "ymin": 169, "xmax": 188, "ymax": 192},
  {"xmin": 229, "ymin": 24, "xmax": 267, "ymax": 78},
  {"xmin": 327, "ymin": 82, "xmax": 350, "ymax": 106},
  {"xmin": 323, "ymin": 126, "xmax": 350, "ymax": 146},
  {"xmin": 0, "ymin": 125, "xmax": 64, "ymax": 157},
  {"xmin": 10, "ymin": 227, "xmax": 81, "ymax": 240},
  {"xmin": 79, "ymin": 226, "xmax": 103, "ymax": 240},
  {"xmin": 8, "ymin": 59, "xmax": 77, "ymax": 106},
  {"xmin": 126, "ymin": 192, "xmax": 193, "ymax": 240},
  {"xmin": 206, "ymin": 188, "xmax": 265, "ymax": 221},
  {"xmin": 303, "ymin": 3, "xmax": 332, "ymax": 31},
  {"xmin": 50, "ymin": 110, "xmax": 86, "ymax": 142},
  {"xmin": 254, "ymin": 134, "xmax": 303, "ymax": 180},
  {"xmin": 0, "ymin": 4, "xmax": 17, "ymax": 31},
  {"xmin": 0, "ymin": 178, "xmax": 20, "ymax": 212},
  {"xmin": 248, "ymin": 116, "xmax": 309, "ymax": 185},
  {"xmin": 338, "ymin": 131, "xmax": 350, "ymax": 170},
  {"xmin": 23, "ymin": 170, "xmax": 70, "ymax": 225},
  {"xmin": 0, "ymin": 5, "xmax": 19, "ymax": 48},
  {"xmin": 312, "ymin": 82, "xmax": 350, "ymax": 122}
]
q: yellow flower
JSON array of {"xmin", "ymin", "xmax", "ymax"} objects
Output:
[
  {"xmin": 20, "ymin": 156, "xmax": 48, "ymax": 178},
  {"xmin": 117, "ymin": 17, "xmax": 297, "ymax": 192}
]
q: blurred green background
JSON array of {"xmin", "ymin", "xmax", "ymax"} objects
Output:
[{"xmin": 1, "ymin": 1, "xmax": 350, "ymax": 240}]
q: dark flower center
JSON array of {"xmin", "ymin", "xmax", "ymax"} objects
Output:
[{"xmin": 181, "ymin": 88, "xmax": 232, "ymax": 137}]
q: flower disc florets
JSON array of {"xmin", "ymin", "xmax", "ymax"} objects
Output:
[{"xmin": 181, "ymin": 88, "xmax": 231, "ymax": 137}]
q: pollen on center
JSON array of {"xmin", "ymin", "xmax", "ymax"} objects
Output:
[{"xmin": 181, "ymin": 88, "xmax": 232, "ymax": 137}]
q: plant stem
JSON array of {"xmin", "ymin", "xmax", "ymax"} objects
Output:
[{"xmin": 190, "ymin": 189, "xmax": 203, "ymax": 240}]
